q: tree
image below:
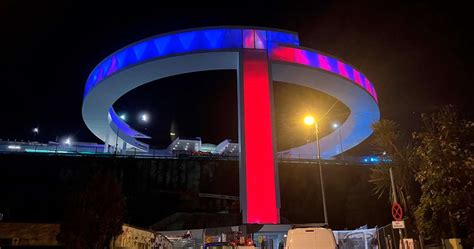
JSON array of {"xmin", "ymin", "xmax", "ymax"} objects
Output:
[
  {"xmin": 413, "ymin": 106, "xmax": 474, "ymax": 246},
  {"xmin": 369, "ymin": 120, "xmax": 420, "ymax": 220},
  {"xmin": 58, "ymin": 170, "xmax": 125, "ymax": 249}
]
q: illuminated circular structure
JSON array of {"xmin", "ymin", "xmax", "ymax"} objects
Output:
[{"xmin": 82, "ymin": 27, "xmax": 380, "ymax": 224}]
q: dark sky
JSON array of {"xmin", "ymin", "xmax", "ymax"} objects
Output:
[{"xmin": 1, "ymin": 1, "xmax": 472, "ymax": 150}]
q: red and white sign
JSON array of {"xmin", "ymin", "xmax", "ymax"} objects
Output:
[
  {"xmin": 391, "ymin": 203, "xmax": 403, "ymax": 221},
  {"xmin": 392, "ymin": 220, "xmax": 405, "ymax": 229}
]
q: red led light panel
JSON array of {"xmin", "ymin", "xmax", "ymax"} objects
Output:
[{"xmin": 242, "ymin": 50, "xmax": 279, "ymax": 224}]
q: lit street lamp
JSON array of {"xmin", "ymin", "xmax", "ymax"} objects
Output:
[
  {"xmin": 141, "ymin": 113, "xmax": 149, "ymax": 123},
  {"xmin": 332, "ymin": 123, "xmax": 344, "ymax": 160},
  {"xmin": 114, "ymin": 113, "xmax": 127, "ymax": 155},
  {"xmin": 64, "ymin": 137, "xmax": 72, "ymax": 145},
  {"xmin": 139, "ymin": 112, "xmax": 150, "ymax": 133},
  {"xmin": 304, "ymin": 115, "xmax": 329, "ymax": 225},
  {"xmin": 32, "ymin": 127, "xmax": 39, "ymax": 141},
  {"xmin": 114, "ymin": 127, "xmax": 121, "ymax": 155},
  {"xmin": 304, "ymin": 115, "xmax": 315, "ymax": 126}
]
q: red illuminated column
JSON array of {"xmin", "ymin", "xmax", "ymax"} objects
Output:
[{"xmin": 238, "ymin": 49, "xmax": 280, "ymax": 224}]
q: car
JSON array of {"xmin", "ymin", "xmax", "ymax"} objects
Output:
[{"xmin": 285, "ymin": 226, "xmax": 337, "ymax": 249}]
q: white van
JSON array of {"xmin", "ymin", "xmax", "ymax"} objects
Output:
[{"xmin": 285, "ymin": 227, "xmax": 337, "ymax": 249}]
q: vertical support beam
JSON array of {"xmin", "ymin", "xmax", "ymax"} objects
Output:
[
  {"xmin": 122, "ymin": 141, "xmax": 127, "ymax": 154},
  {"xmin": 238, "ymin": 49, "xmax": 279, "ymax": 224},
  {"xmin": 104, "ymin": 130, "xmax": 110, "ymax": 153}
]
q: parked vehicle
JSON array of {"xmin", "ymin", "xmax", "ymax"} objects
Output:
[{"xmin": 285, "ymin": 227, "xmax": 337, "ymax": 249}]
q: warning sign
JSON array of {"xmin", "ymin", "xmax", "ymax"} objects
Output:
[
  {"xmin": 391, "ymin": 203, "xmax": 403, "ymax": 221},
  {"xmin": 392, "ymin": 220, "xmax": 405, "ymax": 229}
]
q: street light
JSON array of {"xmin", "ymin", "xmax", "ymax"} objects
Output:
[
  {"xmin": 114, "ymin": 114, "xmax": 127, "ymax": 155},
  {"xmin": 332, "ymin": 123, "xmax": 344, "ymax": 160},
  {"xmin": 64, "ymin": 137, "xmax": 72, "ymax": 145},
  {"xmin": 32, "ymin": 127, "xmax": 39, "ymax": 141},
  {"xmin": 114, "ymin": 127, "xmax": 121, "ymax": 155},
  {"xmin": 139, "ymin": 112, "xmax": 150, "ymax": 133},
  {"xmin": 304, "ymin": 115, "xmax": 315, "ymax": 126},
  {"xmin": 304, "ymin": 115, "xmax": 328, "ymax": 225},
  {"xmin": 141, "ymin": 113, "xmax": 149, "ymax": 123}
]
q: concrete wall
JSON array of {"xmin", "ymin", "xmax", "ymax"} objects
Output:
[{"xmin": 0, "ymin": 154, "xmax": 391, "ymax": 229}]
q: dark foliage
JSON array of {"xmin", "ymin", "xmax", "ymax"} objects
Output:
[
  {"xmin": 57, "ymin": 170, "xmax": 125, "ymax": 249},
  {"xmin": 413, "ymin": 106, "xmax": 474, "ymax": 246}
]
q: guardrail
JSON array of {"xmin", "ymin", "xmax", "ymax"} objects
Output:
[
  {"xmin": 0, "ymin": 149, "xmax": 379, "ymax": 166},
  {"xmin": 0, "ymin": 140, "xmax": 381, "ymax": 164}
]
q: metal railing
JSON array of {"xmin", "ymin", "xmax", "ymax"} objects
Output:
[{"xmin": 0, "ymin": 141, "xmax": 378, "ymax": 165}]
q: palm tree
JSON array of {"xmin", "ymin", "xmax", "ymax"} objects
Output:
[{"xmin": 368, "ymin": 120, "xmax": 420, "ymax": 219}]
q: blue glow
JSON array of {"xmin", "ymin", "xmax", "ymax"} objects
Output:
[
  {"xmin": 84, "ymin": 27, "xmax": 301, "ymax": 98},
  {"xmin": 267, "ymin": 30, "xmax": 299, "ymax": 46},
  {"xmin": 327, "ymin": 56, "xmax": 339, "ymax": 73},
  {"xmin": 132, "ymin": 42, "xmax": 148, "ymax": 60},
  {"xmin": 25, "ymin": 149, "xmax": 71, "ymax": 154},
  {"xmin": 344, "ymin": 64, "xmax": 355, "ymax": 81},
  {"xmin": 222, "ymin": 29, "xmax": 243, "ymax": 48},
  {"xmin": 178, "ymin": 31, "xmax": 197, "ymax": 50},
  {"xmin": 141, "ymin": 41, "xmax": 159, "ymax": 60},
  {"xmin": 362, "ymin": 156, "xmax": 382, "ymax": 163},
  {"xmin": 115, "ymin": 49, "xmax": 129, "ymax": 68},
  {"xmin": 359, "ymin": 74, "xmax": 367, "ymax": 88},
  {"xmin": 166, "ymin": 35, "xmax": 181, "ymax": 53},
  {"xmin": 204, "ymin": 29, "xmax": 225, "ymax": 48},
  {"xmin": 153, "ymin": 36, "xmax": 172, "ymax": 56},
  {"xmin": 108, "ymin": 56, "xmax": 118, "ymax": 76},
  {"xmin": 118, "ymin": 48, "xmax": 137, "ymax": 70},
  {"xmin": 306, "ymin": 51, "xmax": 318, "ymax": 66},
  {"xmin": 101, "ymin": 58, "xmax": 112, "ymax": 77}
]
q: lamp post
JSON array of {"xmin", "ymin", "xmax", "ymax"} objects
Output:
[
  {"xmin": 140, "ymin": 112, "xmax": 149, "ymax": 131},
  {"xmin": 114, "ymin": 128, "xmax": 120, "ymax": 155},
  {"xmin": 114, "ymin": 113, "xmax": 126, "ymax": 155},
  {"xmin": 32, "ymin": 127, "xmax": 39, "ymax": 141},
  {"xmin": 304, "ymin": 115, "xmax": 328, "ymax": 225},
  {"xmin": 332, "ymin": 123, "xmax": 344, "ymax": 160},
  {"xmin": 390, "ymin": 168, "xmax": 405, "ymax": 249}
]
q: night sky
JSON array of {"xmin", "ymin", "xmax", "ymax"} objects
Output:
[{"xmin": 1, "ymin": 1, "xmax": 472, "ymax": 151}]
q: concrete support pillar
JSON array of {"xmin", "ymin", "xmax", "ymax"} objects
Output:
[
  {"xmin": 104, "ymin": 129, "xmax": 110, "ymax": 153},
  {"xmin": 121, "ymin": 141, "xmax": 127, "ymax": 154},
  {"xmin": 238, "ymin": 49, "xmax": 280, "ymax": 224}
]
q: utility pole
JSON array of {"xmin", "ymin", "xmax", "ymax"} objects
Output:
[
  {"xmin": 338, "ymin": 128, "xmax": 344, "ymax": 160},
  {"xmin": 114, "ymin": 128, "xmax": 120, "ymax": 155},
  {"xmin": 390, "ymin": 168, "xmax": 404, "ymax": 249},
  {"xmin": 315, "ymin": 122, "xmax": 328, "ymax": 225}
]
